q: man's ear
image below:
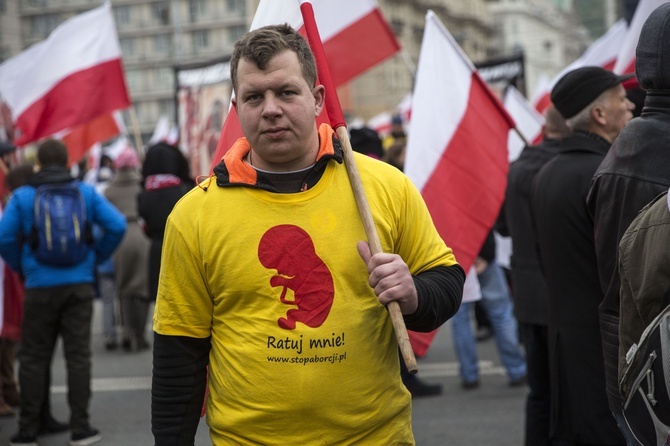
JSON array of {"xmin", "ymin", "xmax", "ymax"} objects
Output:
[
  {"xmin": 313, "ymin": 85, "xmax": 325, "ymax": 117},
  {"xmin": 592, "ymin": 105, "xmax": 606, "ymax": 125}
]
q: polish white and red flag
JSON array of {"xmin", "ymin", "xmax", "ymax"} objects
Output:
[
  {"xmin": 404, "ymin": 11, "xmax": 514, "ymax": 356},
  {"xmin": 532, "ymin": 18, "xmax": 628, "ymax": 114},
  {"xmin": 210, "ymin": 0, "xmax": 401, "ymax": 169},
  {"xmin": 0, "ymin": 2, "xmax": 130, "ymax": 147},
  {"xmin": 613, "ymin": 0, "xmax": 667, "ymax": 80}
]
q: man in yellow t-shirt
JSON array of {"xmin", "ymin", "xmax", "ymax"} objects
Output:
[{"xmin": 151, "ymin": 24, "xmax": 465, "ymax": 446}]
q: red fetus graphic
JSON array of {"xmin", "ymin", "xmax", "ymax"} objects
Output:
[{"xmin": 258, "ymin": 225, "xmax": 334, "ymax": 330}]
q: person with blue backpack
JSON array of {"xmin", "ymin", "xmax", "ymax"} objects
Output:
[{"xmin": 0, "ymin": 139, "xmax": 126, "ymax": 446}]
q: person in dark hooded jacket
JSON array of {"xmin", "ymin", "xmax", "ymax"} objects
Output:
[
  {"xmin": 586, "ymin": 4, "xmax": 670, "ymax": 443},
  {"xmin": 137, "ymin": 142, "xmax": 194, "ymax": 302}
]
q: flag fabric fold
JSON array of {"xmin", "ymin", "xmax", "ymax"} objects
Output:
[
  {"xmin": 210, "ymin": 0, "xmax": 400, "ymax": 170},
  {"xmin": 404, "ymin": 11, "xmax": 513, "ymax": 356},
  {"xmin": 0, "ymin": 2, "xmax": 130, "ymax": 146}
]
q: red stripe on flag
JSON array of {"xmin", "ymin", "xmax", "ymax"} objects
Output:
[
  {"xmin": 300, "ymin": 1, "xmax": 345, "ymax": 129},
  {"xmin": 323, "ymin": 8, "xmax": 400, "ymax": 86},
  {"xmin": 14, "ymin": 59, "xmax": 130, "ymax": 146},
  {"xmin": 61, "ymin": 113, "xmax": 120, "ymax": 166},
  {"xmin": 423, "ymin": 79, "xmax": 509, "ymax": 274}
]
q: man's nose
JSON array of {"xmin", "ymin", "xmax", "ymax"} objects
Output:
[{"xmin": 262, "ymin": 94, "xmax": 282, "ymax": 118}]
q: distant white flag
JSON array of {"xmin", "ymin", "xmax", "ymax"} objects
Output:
[
  {"xmin": 533, "ymin": 18, "xmax": 628, "ymax": 114},
  {"xmin": 504, "ymin": 86, "xmax": 544, "ymax": 162},
  {"xmin": 613, "ymin": 0, "xmax": 667, "ymax": 75}
]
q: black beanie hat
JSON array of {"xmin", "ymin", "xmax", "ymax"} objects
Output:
[
  {"xmin": 550, "ymin": 66, "xmax": 633, "ymax": 119},
  {"xmin": 635, "ymin": 3, "xmax": 670, "ymax": 91}
]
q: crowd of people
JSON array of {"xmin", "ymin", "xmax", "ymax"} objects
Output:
[
  {"xmin": 0, "ymin": 136, "xmax": 193, "ymax": 445},
  {"xmin": 0, "ymin": 3, "xmax": 667, "ymax": 446}
]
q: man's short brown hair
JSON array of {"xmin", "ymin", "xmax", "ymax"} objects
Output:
[
  {"xmin": 37, "ymin": 139, "xmax": 69, "ymax": 167},
  {"xmin": 230, "ymin": 24, "xmax": 318, "ymax": 93}
]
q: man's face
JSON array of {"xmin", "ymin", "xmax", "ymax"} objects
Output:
[
  {"xmin": 232, "ymin": 50, "xmax": 325, "ymax": 172},
  {"xmin": 601, "ymin": 84, "xmax": 634, "ymax": 141}
]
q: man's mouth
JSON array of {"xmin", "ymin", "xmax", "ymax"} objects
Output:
[{"xmin": 263, "ymin": 127, "xmax": 287, "ymax": 139}]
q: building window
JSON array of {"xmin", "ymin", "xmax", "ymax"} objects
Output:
[
  {"xmin": 154, "ymin": 34, "xmax": 171, "ymax": 53},
  {"xmin": 125, "ymin": 69, "xmax": 142, "ymax": 92},
  {"xmin": 120, "ymin": 38, "xmax": 135, "ymax": 57},
  {"xmin": 152, "ymin": 1, "xmax": 170, "ymax": 25},
  {"xmin": 189, "ymin": 0, "xmax": 206, "ymax": 21},
  {"xmin": 228, "ymin": 25, "xmax": 246, "ymax": 44},
  {"xmin": 154, "ymin": 67, "xmax": 173, "ymax": 87},
  {"xmin": 192, "ymin": 30, "xmax": 209, "ymax": 51},
  {"xmin": 31, "ymin": 14, "xmax": 61, "ymax": 38},
  {"xmin": 0, "ymin": 0, "xmax": 6, "ymax": 13},
  {"xmin": 227, "ymin": 0, "xmax": 246, "ymax": 13},
  {"xmin": 27, "ymin": 0, "xmax": 48, "ymax": 6},
  {"xmin": 114, "ymin": 5, "xmax": 131, "ymax": 27},
  {"xmin": 158, "ymin": 98, "xmax": 175, "ymax": 118}
]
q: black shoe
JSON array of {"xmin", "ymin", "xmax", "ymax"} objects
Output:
[
  {"xmin": 461, "ymin": 379, "xmax": 480, "ymax": 390},
  {"xmin": 121, "ymin": 338, "xmax": 132, "ymax": 352},
  {"xmin": 9, "ymin": 430, "xmax": 37, "ymax": 446},
  {"xmin": 38, "ymin": 414, "xmax": 69, "ymax": 436},
  {"xmin": 403, "ymin": 376, "xmax": 443, "ymax": 397},
  {"xmin": 70, "ymin": 427, "xmax": 101, "ymax": 446},
  {"xmin": 509, "ymin": 375, "xmax": 527, "ymax": 388}
]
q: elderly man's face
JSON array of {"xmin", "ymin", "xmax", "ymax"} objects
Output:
[
  {"xmin": 601, "ymin": 84, "xmax": 634, "ymax": 141},
  {"xmin": 232, "ymin": 50, "xmax": 325, "ymax": 172}
]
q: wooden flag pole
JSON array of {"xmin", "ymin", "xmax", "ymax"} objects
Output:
[
  {"xmin": 513, "ymin": 126, "xmax": 530, "ymax": 147},
  {"xmin": 336, "ymin": 125, "xmax": 418, "ymax": 373},
  {"xmin": 128, "ymin": 106, "xmax": 145, "ymax": 158},
  {"xmin": 300, "ymin": 1, "xmax": 417, "ymax": 373}
]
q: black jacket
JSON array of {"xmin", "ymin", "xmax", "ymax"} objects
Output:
[
  {"xmin": 587, "ymin": 93, "xmax": 670, "ymax": 412},
  {"xmin": 504, "ymin": 138, "xmax": 561, "ymax": 326},
  {"xmin": 532, "ymin": 132, "xmax": 624, "ymax": 443}
]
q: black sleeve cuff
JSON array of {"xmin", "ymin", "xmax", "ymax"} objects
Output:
[{"xmin": 404, "ymin": 264, "xmax": 465, "ymax": 332}]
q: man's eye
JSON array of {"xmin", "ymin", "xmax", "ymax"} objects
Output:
[{"xmin": 279, "ymin": 90, "xmax": 296, "ymax": 97}]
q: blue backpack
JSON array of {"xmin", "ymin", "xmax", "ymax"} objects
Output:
[{"xmin": 29, "ymin": 182, "xmax": 93, "ymax": 266}]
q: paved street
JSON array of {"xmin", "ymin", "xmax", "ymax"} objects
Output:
[{"xmin": 0, "ymin": 301, "xmax": 526, "ymax": 445}]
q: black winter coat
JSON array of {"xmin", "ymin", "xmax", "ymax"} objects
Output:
[
  {"xmin": 504, "ymin": 138, "xmax": 561, "ymax": 326},
  {"xmin": 532, "ymin": 132, "xmax": 624, "ymax": 444}
]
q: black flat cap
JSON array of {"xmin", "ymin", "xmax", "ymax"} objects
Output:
[{"xmin": 551, "ymin": 66, "xmax": 634, "ymax": 119}]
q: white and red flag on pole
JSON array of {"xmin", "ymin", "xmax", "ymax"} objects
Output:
[
  {"xmin": 613, "ymin": 0, "xmax": 667, "ymax": 79},
  {"xmin": 504, "ymin": 85, "xmax": 544, "ymax": 162},
  {"xmin": 532, "ymin": 18, "xmax": 628, "ymax": 114},
  {"xmin": 0, "ymin": 2, "xmax": 130, "ymax": 147},
  {"xmin": 210, "ymin": 0, "xmax": 401, "ymax": 169},
  {"xmin": 404, "ymin": 11, "xmax": 514, "ymax": 356}
]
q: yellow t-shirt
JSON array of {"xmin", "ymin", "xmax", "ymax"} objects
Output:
[{"xmin": 154, "ymin": 146, "xmax": 457, "ymax": 445}]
